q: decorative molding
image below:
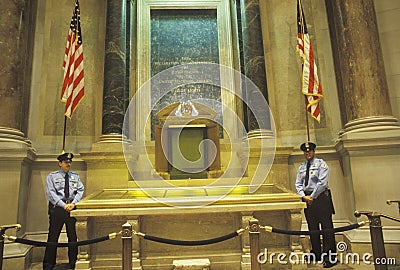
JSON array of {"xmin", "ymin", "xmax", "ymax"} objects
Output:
[{"xmin": 339, "ymin": 116, "xmax": 400, "ymax": 138}]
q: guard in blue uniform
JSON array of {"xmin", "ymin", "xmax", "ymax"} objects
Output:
[
  {"xmin": 43, "ymin": 153, "xmax": 84, "ymax": 270},
  {"xmin": 295, "ymin": 142, "xmax": 336, "ymax": 268}
]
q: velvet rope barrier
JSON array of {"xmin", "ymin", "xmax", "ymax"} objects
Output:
[
  {"xmin": 4, "ymin": 232, "xmax": 118, "ymax": 247},
  {"xmin": 136, "ymin": 228, "xmax": 245, "ymax": 246},
  {"xmin": 261, "ymin": 221, "xmax": 368, "ymax": 235}
]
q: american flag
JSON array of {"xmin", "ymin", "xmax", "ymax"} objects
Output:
[
  {"xmin": 61, "ymin": 0, "xmax": 84, "ymax": 119},
  {"xmin": 296, "ymin": 0, "xmax": 322, "ymax": 122}
]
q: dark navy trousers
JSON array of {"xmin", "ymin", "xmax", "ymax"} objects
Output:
[
  {"xmin": 304, "ymin": 190, "xmax": 336, "ymax": 261},
  {"xmin": 43, "ymin": 204, "xmax": 77, "ymax": 270}
]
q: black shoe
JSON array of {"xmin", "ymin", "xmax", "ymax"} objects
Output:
[
  {"xmin": 303, "ymin": 253, "xmax": 319, "ymax": 263},
  {"xmin": 310, "ymin": 250, "xmax": 322, "ymax": 261},
  {"xmin": 323, "ymin": 261, "xmax": 337, "ymax": 268},
  {"xmin": 43, "ymin": 263, "xmax": 55, "ymax": 270}
]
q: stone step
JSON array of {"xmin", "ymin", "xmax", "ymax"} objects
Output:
[{"xmin": 28, "ymin": 262, "xmax": 73, "ymax": 270}]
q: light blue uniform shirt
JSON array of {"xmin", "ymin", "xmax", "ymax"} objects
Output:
[
  {"xmin": 295, "ymin": 157, "xmax": 329, "ymax": 199},
  {"xmin": 46, "ymin": 170, "xmax": 84, "ymax": 208}
]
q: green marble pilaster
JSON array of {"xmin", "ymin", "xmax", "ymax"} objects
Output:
[
  {"xmin": 102, "ymin": 0, "xmax": 128, "ymax": 135},
  {"xmin": 237, "ymin": 0, "xmax": 269, "ymax": 132},
  {"xmin": 325, "ymin": 0, "xmax": 394, "ymax": 126},
  {"xmin": 126, "ymin": 0, "xmax": 133, "ymax": 108}
]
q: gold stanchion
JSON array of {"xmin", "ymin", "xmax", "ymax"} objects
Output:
[
  {"xmin": 0, "ymin": 224, "xmax": 21, "ymax": 270},
  {"xmin": 249, "ymin": 218, "xmax": 260, "ymax": 270},
  {"xmin": 122, "ymin": 222, "xmax": 132, "ymax": 270},
  {"xmin": 355, "ymin": 211, "xmax": 392, "ymax": 270}
]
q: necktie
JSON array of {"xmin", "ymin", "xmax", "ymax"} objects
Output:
[
  {"xmin": 304, "ymin": 161, "xmax": 311, "ymax": 187},
  {"xmin": 64, "ymin": 173, "xmax": 70, "ymax": 200}
]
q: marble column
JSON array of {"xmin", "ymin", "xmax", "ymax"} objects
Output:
[
  {"xmin": 0, "ymin": 0, "xmax": 35, "ymax": 215},
  {"xmin": 101, "ymin": 0, "xmax": 128, "ymax": 137},
  {"xmin": 326, "ymin": 0, "xmax": 400, "ymax": 250},
  {"xmin": 325, "ymin": 0, "xmax": 400, "ymax": 134},
  {"xmin": 83, "ymin": 1, "xmax": 133, "ymax": 203},
  {"xmin": 0, "ymin": 1, "xmax": 36, "ymax": 267},
  {"xmin": 0, "ymin": 0, "xmax": 34, "ymax": 140},
  {"xmin": 126, "ymin": 0, "xmax": 133, "ymax": 100},
  {"xmin": 236, "ymin": 0, "xmax": 270, "ymax": 133}
]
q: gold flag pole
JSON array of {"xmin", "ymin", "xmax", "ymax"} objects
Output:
[
  {"xmin": 297, "ymin": 0, "xmax": 310, "ymax": 142},
  {"xmin": 62, "ymin": 116, "xmax": 67, "ymax": 154},
  {"xmin": 304, "ymin": 96, "xmax": 310, "ymax": 142},
  {"xmin": 298, "ymin": 0, "xmax": 310, "ymax": 143}
]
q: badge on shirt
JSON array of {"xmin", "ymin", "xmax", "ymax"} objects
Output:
[
  {"xmin": 72, "ymin": 182, "xmax": 77, "ymax": 188},
  {"xmin": 55, "ymin": 178, "xmax": 63, "ymax": 184},
  {"xmin": 321, "ymin": 163, "xmax": 327, "ymax": 168}
]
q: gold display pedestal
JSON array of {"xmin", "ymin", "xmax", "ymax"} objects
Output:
[
  {"xmin": 72, "ymin": 184, "xmax": 305, "ymax": 270},
  {"xmin": 154, "ymin": 102, "xmax": 222, "ymax": 180}
]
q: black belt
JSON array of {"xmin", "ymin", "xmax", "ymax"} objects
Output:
[
  {"xmin": 49, "ymin": 202, "xmax": 57, "ymax": 208},
  {"xmin": 49, "ymin": 200, "xmax": 71, "ymax": 208},
  {"xmin": 305, "ymin": 189, "xmax": 330, "ymax": 197}
]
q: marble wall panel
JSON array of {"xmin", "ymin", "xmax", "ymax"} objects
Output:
[
  {"xmin": 29, "ymin": 0, "xmax": 105, "ymax": 153},
  {"xmin": 140, "ymin": 213, "xmax": 241, "ymax": 255},
  {"xmin": 150, "ymin": 9, "xmax": 222, "ymax": 138},
  {"xmin": 261, "ymin": 0, "xmax": 341, "ymax": 146}
]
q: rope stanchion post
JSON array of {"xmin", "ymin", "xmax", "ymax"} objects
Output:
[
  {"xmin": 249, "ymin": 218, "xmax": 260, "ymax": 270},
  {"xmin": 122, "ymin": 222, "xmax": 133, "ymax": 270},
  {"xmin": 354, "ymin": 211, "xmax": 388, "ymax": 270},
  {"xmin": 0, "ymin": 224, "xmax": 21, "ymax": 270}
]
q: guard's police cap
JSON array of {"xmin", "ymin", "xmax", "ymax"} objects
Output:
[
  {"xmin": 57, "ymin": 152, "xmax": 74, "ymax": 163},
  {"xmin": 300, "ymin": 142, "xmax": 316, "ymax": 152}
]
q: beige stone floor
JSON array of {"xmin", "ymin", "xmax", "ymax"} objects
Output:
[
  {"xmin": 27, "ymin": 262, "xmax": 354, "ymax": 270},
  {"xmin": 28, "ymin": 262, "xmax": 72, "ymax": 270},
  {"xmin": 27, "ymin": 262, "xmax": 400, "ymax": 270}
]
